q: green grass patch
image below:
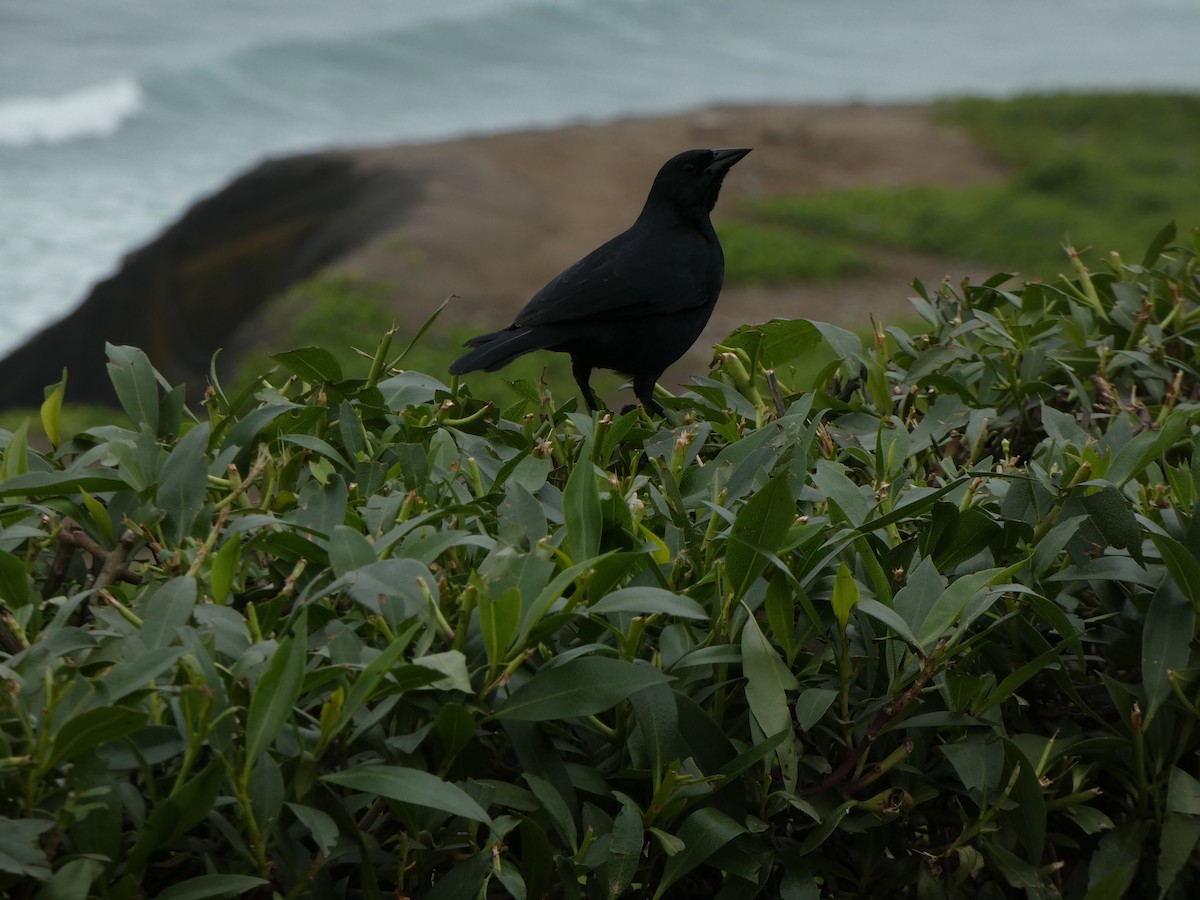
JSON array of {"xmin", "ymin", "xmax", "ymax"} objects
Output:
[
  {"xmin": 717, "ymin": 220, "xmax": 877, "ymax": 283},
  {"xmin": 734, "ymin": 91, "xmax": 1200, "ymax": 278}
]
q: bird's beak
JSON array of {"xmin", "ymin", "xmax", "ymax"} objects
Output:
[{"xmin": 707, "ymin": 148, "xmax": 752, "ymax": 173}]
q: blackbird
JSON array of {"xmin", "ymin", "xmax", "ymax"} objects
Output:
[{"xmin": 448, "ymin": 147, "xmax": 751, "ymax": 415}]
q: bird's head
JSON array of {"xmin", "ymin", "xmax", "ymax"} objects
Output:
[{"xmin": 647, "ymin": 147, "xmax": 752, "ymax": 217}]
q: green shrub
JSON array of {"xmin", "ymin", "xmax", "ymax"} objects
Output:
[{"xmin": 0, "ymin": 225, "xmax": 1198, "ymax": 898}]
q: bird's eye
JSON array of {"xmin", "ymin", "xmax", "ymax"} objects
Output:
[{"xmin": 683, "ymin": 161, "xmax": 699, "ymax": 174}]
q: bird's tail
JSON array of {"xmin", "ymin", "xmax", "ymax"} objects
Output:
[{"xmin": 448, "ymin": 327, "xmax": 549, "ymax": 375}]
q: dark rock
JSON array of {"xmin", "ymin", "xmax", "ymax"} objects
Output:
[{"xmin": 0, "ymin": 152, "xmax": 418, "ymax": 409}]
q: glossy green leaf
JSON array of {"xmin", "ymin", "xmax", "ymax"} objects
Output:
[
  {"xmin": 606, "ymin": 796, "xmax": 645, "ymax": 899},
  {"xmin": 244, "ymin": 613, "xmax": 307, "ymax": 770},
  {"xmin": 323, "ymin": 765, "xmax": 492, "ymax": 824},
  {"xmin": 1142, "ymin": 581, "xmax": 1194, "ymax": 714},
  {"xmin": 0, "ymin": 418, "xmax": 30, "ymax": 481},
  {"xmin": 106, "ymin": 344, "xmax": 161, "ymax": 433},
  {"xmin": 48, "ymin": 707, "xmax": 144, "ymax": 768},
  {"xmin": 327, "ymin": 524, "xmax": 378, "ymax": 576},
  {"xmin": 271, "ymin": 346, "xmax": 344, "ymax": 383},
  {"xmin": 497, "ymin": 657, "xmax": 671, "ymax": 721},
  {"xmin": 589, "ymin": 586, "xmax": 708, "ymax": 621},
  {"xmin": 653, "ymin": 808, "xmax": 745, "ymax": 900},
  {"xmin": 155, "ymin": 874, "xmax": 269, "ymax": 900},
  {"xmin": 917, "ymin": 567, "xmax": 1002, "ymax": 650},
  {"xmin": 627, "ymin": 682, "xmax": 678, "ymax": 781},
  {"xmin": 726, "ymin": 472, "xmax": 795, "ymax": 599},
  {"xmin": 157, "ymin": 423, "xmax": 211, "ymax": 544},
  {"xmin": 563, "ymin": 452, "xmax": 602, "ymax": 562},
  {"xmin": 0, "ymin": 549, "xmax": 30, "ymax": 609}
]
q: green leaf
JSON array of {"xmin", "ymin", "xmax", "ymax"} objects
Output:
[
  {"xmin": 1166, "ymin": 765, "xmax": 1200, "ymax": 816},
  {"xmin": 0, "ymin": 469, "xmax": 130, "ymax": 498},
  {"xmin": 286, "ymin": 803, "xmax": 340, "ymax": 857},
  {"xmin": 479, "ymin": 585, "xmax": 522, "ymax": 674},
  {"xmin": 281, "ymin": 433, "xmax": 352, "ymax": 471},
  {"xmin": 209, "ymin": 535, "xmax": 241, "ymax": 605},
  {"xmin": 811, "ymin": 459, "xmax": 870, "ymax": 528},
  {"xmin": 1140, "ymin": 219, "xmax": 1176, "ymax": 268},
  {"xmin": 244, "ymin": 613, "xmax": 307, "ymax": 770},
  {"xmin": 1157, "ymin": 813, "xmax": 1200, "ymax": 899},
  {"xmin": 321, "ymin": 619, "xmax": 421, "ymax": 751},
  {"xmin": 794, "ymin": 689, "xmax": 838, "ymax": 732},
  {"xmin": 1003, "ymin": 739, "xmax": 1047, "ymax": 864},
  {"xmin": 524, "ymin": 772, "xmax": 578, "ymax": 849},
  {"xmin": 327, "ymin": 524, "xmax": 378, "ymax": 576},
  {"xmin": 715, "ymin": 729, "xmax": 789, "ymax": 783},
  {"xmin": 155, "ymin": 874, "xmax": 269, "ymax": 900},
  {"xmin": 831, "ymin": 562, "xmax": 859, "ymax": 632},
  {"xmin": 941, "ymin": 736, "xmax": 1004, "ymax": 803},
  {"xmin": 627, "ymin": 682, "xmax": 679, "ymax": 781},
  {"xmin": 1105, "ymin": 411, "xmax": 1188, "ymax": 486},
  {"xmin": 157, "ymin": 424, "xmax": 211, "ymax": 545},
  {"xmin": 424, "ymin": 850, "xmax": 493, "ymax": 900},
  {"xmin": 0, "ymin": 418, "xmax": 30, "ymax": 481},
  {"xmin": 1081, "ymin": 485, "xmax": 1141, "ymax": 560},
  {"xmin": 741, "ymin": 612, "xmax": 798, "ymax": 792},
  {"xmin": 653, "ymin": 808, "xmax": 745, "ymax": 900},
  {"xmin": 0, "ymin": 816, "xmax": 52, "ymax": 878},
  {"xmin": 48, "ymin": 707, "xmax": 144, "ymax": 768},
  {"xmin": 270, "ymin": 346, "xmax": 344, "ymax": 383},
  {"xmin": 917, "ymin": 567, "xmax": 1003, "ymax": 650},
  {"xmin": 436, "ymin": 703, "xmax": 477, "ymax": 760},
  {"xmin": 106, "ymin": 344, "xmax": 161, "ymax": 433},
  {"xmin": 764, "ymin": 571, "xmax": 797, "ymax": 660},
  {"xmin": 79, "ymin": 488, "xmax": 114, "ymax": 544},
  {"xmin": 39, "ymin": 370, "xmax": 67, "ymax": 448},
  {"xmin": 563, "ymin": 451, "xmax": 602, "ymax": 562},
  {"xmin": 128, "ymin": 761, "xmax": 225, "ymax": 878},
  {"xmin": 101, "ymin": 647, "xmax": 185, "ymax": 704},
  {"xmin": 35, "ymin": 857, "xmax": 102, "ymax": 900},
  {"xmin": 1150, "ymin": 532, "xmax": 1200, "ymax": 605},
  {"xmin": 606, "ymin": 797, "xmax": 644, "ymax": 899},
  {"xmin": 726, "ymin": 472, "xmax": 795, "ymax": 599},
  {"xmin": 589, "ymin": 587, "xmax": 708, "ymax": 621},
  {"xmin": 856, "ymin": 598, "xmax": 921, "ymax": 650},
  {"xmin": 0, "ymin": 549, "xmax": 31, "ymax": 609},
  {"xmin": 1142, "ymin": 581, "xmax": 1194, "ymax": 714},
  {"xmin": 140, "ymin": 576, "xmax": 197, "ymax": 649},
  {"xmin": 323, "ymin": 766, "xmax": 492, "ymax": 824},
  {"xmin": 497, "ymin": 657, "xmax": 671, "ymax": 721}
]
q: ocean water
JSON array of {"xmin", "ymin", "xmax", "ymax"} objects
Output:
[{"xmin": 1, "ymin": 0, "xmax": 1199, "ymax": 356}]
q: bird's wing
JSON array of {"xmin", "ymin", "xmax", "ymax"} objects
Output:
[{"xmin": 512, "ymin": 228, "xmax": 716, "ymax": 328}]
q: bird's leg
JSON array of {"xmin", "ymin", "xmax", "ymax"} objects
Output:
[
  {"xmin": 633, "ymin": 372, "xmax": 666, "ymax": 417},
  {"xmin": 571, "ymin": 359, "xmax": 600, "ymax": 412}
]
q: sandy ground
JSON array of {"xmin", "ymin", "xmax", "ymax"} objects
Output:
[{"xmin": 335, "ymin": 103, "xmax": 1007, "ymax": 391}]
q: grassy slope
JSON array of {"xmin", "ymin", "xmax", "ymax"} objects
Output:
[{"xmin": 739, "ymin": 92, "xmax": 1200, "ymax": 278}]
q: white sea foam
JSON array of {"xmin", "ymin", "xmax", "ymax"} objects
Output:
[{"xmin": 0, "ymin": 78, "xmax": 143, "ymax": 147}]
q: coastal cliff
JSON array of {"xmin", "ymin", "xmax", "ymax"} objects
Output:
[{"xmin": 0, "ymin": 153, "xmax": 417, "ymax": 407}]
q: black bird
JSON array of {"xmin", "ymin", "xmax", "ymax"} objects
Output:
[{"xmin": 448, "ymin": 147, "xmax": 751, "ymax": 415}]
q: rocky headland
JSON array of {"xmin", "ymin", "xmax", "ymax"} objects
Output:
[{"xmin": 0, "ymin": 103, "xmax": 1004, "ymax": 409}]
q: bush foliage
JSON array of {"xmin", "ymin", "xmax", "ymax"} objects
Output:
[{"xmin": 1, "ymin": 225, "xmax": 1199, "ymax": 899}]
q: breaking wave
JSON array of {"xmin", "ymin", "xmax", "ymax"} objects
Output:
[{"xmin": 0, "ymin": 78, "xmax": 143, "ymax": 147}]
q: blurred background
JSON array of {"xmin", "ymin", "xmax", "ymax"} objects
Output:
[{"xmin": 1, "ymin": 0, "xmax": 1199, "ymax": 408}]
